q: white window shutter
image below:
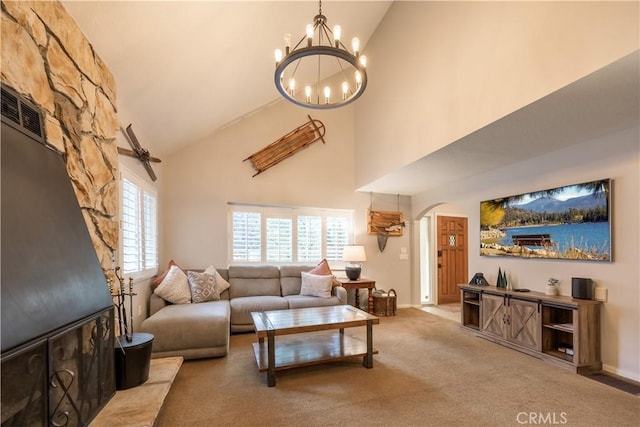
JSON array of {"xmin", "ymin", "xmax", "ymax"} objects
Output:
[
  {"xmin": 266, "ymin": 217, "xmax": 293, "ymax": 262},
  {"xmin": 326, "ymin": 216, "xmax": 348, "ymax": 261},
  {"xmin": 120, "ymin": 170, "xmax": 158, "ymax": 276},
  {"xmin": 232, "ymin": 211, "xmax": 261, "ymax": 262},
  {"xmin": 122, "ymin": 178, "xmax": 141, "ymax": 274},
  {"xmin": 298, "ymin": 215, "xmax": 322, "ymax": 262},
  {"xmin": 229, "ymin": 205, "xmax": 353, "ymax": 265}
]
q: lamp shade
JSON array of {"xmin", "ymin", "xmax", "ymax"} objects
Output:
[{"xmin": 343, "ymin": 245, "xmax": 367, "ymax": 262}]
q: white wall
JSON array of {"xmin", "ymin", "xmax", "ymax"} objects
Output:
[
  {"xmin": 355, "ymin": 1, "xmax": 639, "ymax": 188},
  {"xmin": 412, "ymin": 125, "xmax": 640, "ymax": 380},
  {"xmin": 356, "ymin": 192, "xmax": 413, "ymax": 306},
  {"xmin": 161, "ymin": 99, "xmax": 414, "ymax": 305}
]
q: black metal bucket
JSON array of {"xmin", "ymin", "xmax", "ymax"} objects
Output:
[{"xmin": 114, "ymin": 332, "xmax": 154, "ymax": 390}]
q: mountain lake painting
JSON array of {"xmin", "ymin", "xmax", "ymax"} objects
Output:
[{"xmin": 480, "ymin": 179, "xmax": 611, "ymax": 261}]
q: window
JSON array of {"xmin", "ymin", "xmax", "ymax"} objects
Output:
[
  {"xmin": 229, "ymin": 204, "xmax": 352, "ymax": 265},
  {"xmin": 120, "ymin": 166, "xmax": 158, "ymax": 276}
]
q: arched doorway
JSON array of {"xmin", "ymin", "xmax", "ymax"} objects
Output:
[{"xmin": 418, "ymin": 203, "xmax": 469, "ymax": 306}]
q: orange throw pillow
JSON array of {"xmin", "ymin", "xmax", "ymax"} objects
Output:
[{"xmin": 309, "ymin": 259, "xmax": 341, "ymax": 287}]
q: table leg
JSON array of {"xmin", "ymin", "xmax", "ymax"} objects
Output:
[
  {"xmin": 364, "ymin": 319, "xmax": 373, "ymax": 368},
  {"xmin": 267, "ymin": 330, "xmax": 276, "ymax": 387},
  {"xmin": 368, "ymin": 288, "xmax": 374, "ymax": 313},
  {"xmin": 354, "ymin": 288, "xmax": 360, "ymax": 309}
]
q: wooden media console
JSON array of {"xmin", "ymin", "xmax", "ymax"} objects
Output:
[{"xmin": 459, "ymin": 284, "xmax": 601, "ymax": 373}]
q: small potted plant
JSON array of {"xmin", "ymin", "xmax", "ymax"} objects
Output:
[{"xmin": 546, "ymin": 278, "xmax": 559, "ymax": 296}]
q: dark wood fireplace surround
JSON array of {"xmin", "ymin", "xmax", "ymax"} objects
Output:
[{"xmin": 1, "ymin": 85, "xmax": 116, "ymax": 426}]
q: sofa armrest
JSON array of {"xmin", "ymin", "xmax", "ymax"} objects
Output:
[
  {"xmin": 332, "ymin": 286, "xmax": 347, "ymax": 305},
  {"xmin": 149, "ymin": 293, "xmax": 169, "ymax": 316}
]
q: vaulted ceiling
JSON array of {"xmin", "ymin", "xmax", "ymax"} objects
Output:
[
  {"xmin": 62, "ymin": 1, "xmax": 392, "ymax": 155},
  {"xmin": 62, "ymin": 2, "xmax": 638, "ymax": 196}
]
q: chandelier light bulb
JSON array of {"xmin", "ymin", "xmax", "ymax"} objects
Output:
[
  {"xmin": 289, "ymin": 78, "xmax": 296, "ymax": 96},
  {"xmin": 359, "ymin": 55, "xmax": 367, "ymax": 68},
  {"xmin": 351, "ymin": 37, "xmax": 360, "ymax": 56},
  {"xmin": 324, "ymin": 86, "xmax": 331, "ymax": 104},
  {"xmin": 342, "ymin": 82, "xmax": 349, "ymax": 100},
  {"xmin": 333, "ymin": 25, "xmax": 342, "ymax": 47},
  {"xmin": 306, "ymin": 24, "xmax": 314, "ymax": 46},
  {"xmin": 274, "ymin": 48, "xmax": 283, "ymax": 64},
  {"xmin": 305, "ymin": 85, "xmax": 312, "ymax": 103},
  {"xmin": 284, "ymin": 33, "xmax": 292, "ymax": 54},
  {"xmin": 355, "ymin": 70, "xmax": 362, "ymax": 89}
]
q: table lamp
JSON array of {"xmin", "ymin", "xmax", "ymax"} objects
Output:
[{"xmin": 343, "ymin": 245, "xmax": 367, "ymax": 281}]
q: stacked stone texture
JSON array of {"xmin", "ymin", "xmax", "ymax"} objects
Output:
[{"xmin": 1, "ymin": 0, "xmax": 118, "ymax": 274}]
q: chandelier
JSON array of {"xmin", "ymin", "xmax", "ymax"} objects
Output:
[{"xmin": 274, "ymin": 0, "xmax": 368, "ymax": 109}]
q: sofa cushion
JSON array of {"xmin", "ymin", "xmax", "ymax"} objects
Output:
[
  {"xmin": 187, "ymin": 271, "xmax": 219, "ymax": 303},
  {"xmin": 279, "ymin": 265, "xmax": 315, "ymax": 296},
  {"xmin": 285, "ymin": 294, "xmax": 344, "ymax": 309},
  {"xmin": 154, "ymin": 265, "xmax": 191, "ymax": 304},
  {"xmin": 228, "ymin": 265, "xmax": 281, "ymax": 298},
  {"xmin": 140, "ymin": 300, "xmax": 230, "ymax": 355},
  {"xmin": 229, "ymin": 295, "xmax": 289, "ymax": 326},
  {"xmin": 299, "ymin": 272, "xmax": 333, "ymax": 298},
  {"xmin": 281, "ymin": 262, "xmax": 341, "ymax": 297}
]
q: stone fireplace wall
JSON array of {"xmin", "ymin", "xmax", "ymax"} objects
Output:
[{"xmin": 1, "ymin": 0, "xmax": 118, "ymax": 274}]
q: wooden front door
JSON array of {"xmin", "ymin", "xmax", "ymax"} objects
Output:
[{"xmin": 437, "ymin": 216, "xmax": 468, "ymax": 304}]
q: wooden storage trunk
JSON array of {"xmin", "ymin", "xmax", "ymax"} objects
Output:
[{"xmin": 372, "ymin": 289, "xmax": 397, "ymax": 317}]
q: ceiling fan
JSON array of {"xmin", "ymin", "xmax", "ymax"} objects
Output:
[{"xmin": 117, "ymin": 124, "xmax": 161, "ymax": 181}]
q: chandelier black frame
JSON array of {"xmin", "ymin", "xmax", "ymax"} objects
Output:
[{"xmin": 274, "ymin": 1, "xmax": 368, "ymax": 109}]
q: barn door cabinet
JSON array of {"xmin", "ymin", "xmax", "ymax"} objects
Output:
[
  {"xmin": 459, "ymin": 285, "xmax": 601, "ymax": 373},
  {"xmin": 481, "ymin": 293, "xmax": 539, "ymax": 351}
]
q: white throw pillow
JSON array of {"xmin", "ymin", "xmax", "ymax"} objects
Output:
[
  {"xmin": 299, "ymin": 272, "xmax": 334, "ymax": 298},
  {"xmin": 204, "ymin": 265, "xmax": 231, "ymax": 295},
  {"xmin": 154, "ymin": 265, "xmax": 192, "ymax": 304}
]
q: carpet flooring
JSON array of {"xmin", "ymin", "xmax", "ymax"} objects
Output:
[{"xmin": 155, "ymin": 308, "xmax": 639, "ymax": 427}]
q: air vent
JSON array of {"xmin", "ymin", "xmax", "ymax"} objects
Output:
[
  {"xmin": 1, "ymin": 84, "xmax": 43, "ymax": 140},
  {"xmin": 21, "ymin": 102, "xmax": 42, "ymax": 136},
  {"xmin": 1, "ymin": 87, "xmax": 19, "ymax": 125}
]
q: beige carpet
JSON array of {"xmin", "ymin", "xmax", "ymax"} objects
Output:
[{"xmin": 155, "ymin": 308, "xmax": 639, "ymax": 427}]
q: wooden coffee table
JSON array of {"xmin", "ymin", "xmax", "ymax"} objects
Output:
[{"xmin": 250, "ymin": 305, "xmax": 379, "ymax": 386}]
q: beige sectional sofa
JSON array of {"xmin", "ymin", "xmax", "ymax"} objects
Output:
[{"xmin": 140, "ymin": 265, "xmax": 347, "ymax": 360}]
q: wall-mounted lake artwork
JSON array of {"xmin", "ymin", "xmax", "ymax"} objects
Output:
[{"xmin": 480, "ymin": 179, "xmax": 611, "ymax": 261}]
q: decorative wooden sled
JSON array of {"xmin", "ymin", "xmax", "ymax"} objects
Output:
[{"xmin": 244, "ymin": 115, "xmax": 326, "ymax": 177}]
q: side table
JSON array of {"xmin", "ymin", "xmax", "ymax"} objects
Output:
[{"xmin": 338, "ymin": 278, "xmax": 376, "ymax": 313}]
